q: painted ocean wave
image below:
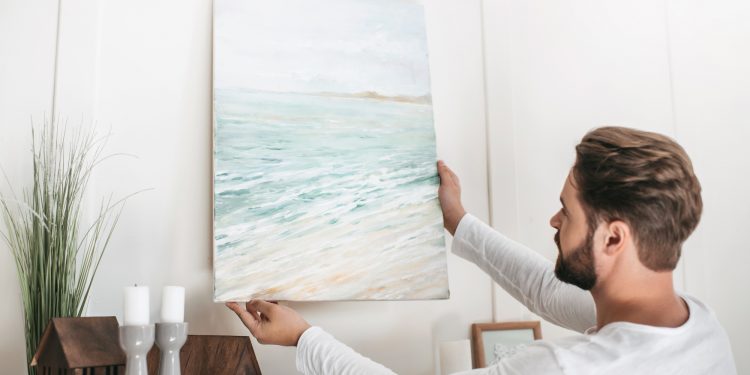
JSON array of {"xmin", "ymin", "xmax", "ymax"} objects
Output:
[{"xmin": 213, "ymin": 89, "xmax": 448, "ymax": 301}]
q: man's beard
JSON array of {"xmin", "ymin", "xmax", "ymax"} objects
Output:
[{"xmin": 554, "ymin": 230, "xmax": 597, "ymax": 290}]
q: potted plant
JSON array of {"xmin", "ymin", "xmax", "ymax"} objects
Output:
[{"xmin": 0, "ymin": 120, "xmax": 132, "ymax": 375}]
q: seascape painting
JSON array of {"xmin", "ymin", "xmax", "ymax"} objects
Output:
[{"xmin": 213, "ymin": 0, "xmax": 448, "ymax": 301}]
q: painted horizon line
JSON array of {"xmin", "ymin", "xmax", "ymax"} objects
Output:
[{"xmin": 215, "ymin": 87, "xmax": 432, "ymax": 105}]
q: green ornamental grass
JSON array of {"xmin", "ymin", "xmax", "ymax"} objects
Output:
[{"xmin": 0, "ymin": 120, "xmax": 132, "ymax": 375}]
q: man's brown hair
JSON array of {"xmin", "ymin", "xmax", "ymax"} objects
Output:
[{"xmin": 572, "ymin": 126, "xmax": 702, "ymax": 271}]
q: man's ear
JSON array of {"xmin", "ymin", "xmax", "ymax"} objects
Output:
[{"xmin": 603, "ymin": 220, "xmax": 629, "ymax": 256}]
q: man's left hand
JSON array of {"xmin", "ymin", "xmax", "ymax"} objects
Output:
[{"xmin": 226, "ymin": 300, "xmax": 311, "ymax": 346}]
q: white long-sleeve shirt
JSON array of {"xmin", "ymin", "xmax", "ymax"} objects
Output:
[{"xmin": 296, "ymin": 214, "xmax": 737, "ymax": 374}]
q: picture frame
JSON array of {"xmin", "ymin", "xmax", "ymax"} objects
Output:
[{"xmin": 471, "ymin": 321, "xmax": 542, "ymax": 368}]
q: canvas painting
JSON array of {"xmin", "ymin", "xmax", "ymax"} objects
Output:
[{"xmin": 213, "ymin": 0, "xmax": 448, "ymax": 301}]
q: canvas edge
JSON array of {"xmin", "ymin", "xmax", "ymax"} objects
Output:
[{"xmin": 211, "ymin": 0, "xmax": 219, "ymax": 303}]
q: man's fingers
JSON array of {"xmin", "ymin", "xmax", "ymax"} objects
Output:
[
  {"xmin": 444, "ymin": 164, "xmax": 459, "ymax": 185},
  {"xmin": 226, "ymin": 301, "xmax": 258, "ymax": 324},
  {"xmin": 437, "ymin": 160, "xmax": 459, "ymax": 186},
  {"xmin": 249, "ymin": 299, "xmax": 277, "ymax": 316},
  {"xmin": 444, "ymin": 164, "xmax": 460, "ymax": 186},
  {"xmin": 246, "ymin": 301, "xmax": 270, "ymax": 322},
  {"xmin": 437, "ymin": 160, "xmax": 451, "ymax": 182},
  {"xmin": 226, "ymin": 302, "xmax": 261, "ymax": 335},
  {"xmin": 226, "ymin": 302, "xmax": 244, "ymax": 315},
  {"xmin": 450, "ymin": 168, "xmax": 460, "ymax": 186},
  {"xmin": 246, "ymin": 301, "xmax": 260, "ymax": 317}
]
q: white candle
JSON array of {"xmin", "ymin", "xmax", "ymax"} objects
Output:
[
  {"xmin": 160, "ymin": 286, "xmax": 185, "ymax": 323},
  {"xmin": 439, "ymin": 339, "xmax": 472, "ymax": 375},
  {"xmin": 123, "ymin": 285, "xmax": 150, "ymax": 326}
]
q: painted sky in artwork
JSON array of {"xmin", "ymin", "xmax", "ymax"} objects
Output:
[{"xmin": 214, "ymin": 0, "xmax": 431, "ymax": 96}]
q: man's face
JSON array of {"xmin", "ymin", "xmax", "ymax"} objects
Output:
[{"xmin": 549, "ymin": 173, "xmax": 597, "ymax": 290}]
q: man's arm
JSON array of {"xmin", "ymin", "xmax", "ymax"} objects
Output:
[
  {"xmin": 438, "ymin": 162, "xmax": 595, "ymax": 333},
  {"xmin": 453, "ymin": 214, "xmax": 596, "ymax": 333},
  {"xmin": 297, "ymin": 327, "xmax": 397, "ymax": 375},
  {"xmin": 226, "ymin": 301, "xmax": 396, "ymax": 375},
  {"xmin": 453, "ymin": 340, "xmax": 563, "ymax": 375}
]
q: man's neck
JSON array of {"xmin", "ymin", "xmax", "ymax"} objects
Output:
[{"xmin": 590, "ymin": 271, "xmax": 689, "ymax": 330}]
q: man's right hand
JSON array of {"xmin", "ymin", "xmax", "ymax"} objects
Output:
[{"xmin": 437, "ymin": 160, "xmax": 466, "ymax": 236}]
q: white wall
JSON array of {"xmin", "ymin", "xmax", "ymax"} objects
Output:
[
  {"xmin": 2, "ymin": 0, "xmax": 749, "ymax": 374},
  {"xmin": 482, "ymin": 0, "xmax": 750, "ymax": 372},
  {"xmin": 0, "ymin": 1, "xmax": 493, "ymax": 374},
  {"xmin": 0, "ymin": 1, "xmax": 60, "ymax": 372},
  {"xmin": 668, "ymin": 0, "xmax": 750, "ymax": 372}
]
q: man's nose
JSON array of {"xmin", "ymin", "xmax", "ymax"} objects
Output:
[{"xmin": 550, "ymin": 211, "xmax": 561, "ymax": 229}]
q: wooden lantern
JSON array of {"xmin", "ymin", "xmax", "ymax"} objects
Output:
[{"xmin": 31, "ymin": 316, "xmax": 125, "ymax": 375}]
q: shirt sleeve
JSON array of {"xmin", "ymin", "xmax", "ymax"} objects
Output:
[
  {"xmin": 451, "ymin": 214, "xmax": 596, "ymax": 333},
  {"xmin": 451, "ymin": 341, "xmax": 563, "ymax": 375},
  {"xmin": 296, "ymin": 326, "xmax": 397, "ymax": 375}
]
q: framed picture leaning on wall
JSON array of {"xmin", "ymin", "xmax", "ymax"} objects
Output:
[{"xmin": 471, "ymin": 321, "xmax": 542, "ymax": 368}]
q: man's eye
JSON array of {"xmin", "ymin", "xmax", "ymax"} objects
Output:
[{"xmin": 561, "ymin": 208, "xmax": 567, "ymax": 216}]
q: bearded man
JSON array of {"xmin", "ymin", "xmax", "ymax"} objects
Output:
[{"xmin": 228, "ymin": 126, "xmax": 737, "ymax": 374}]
